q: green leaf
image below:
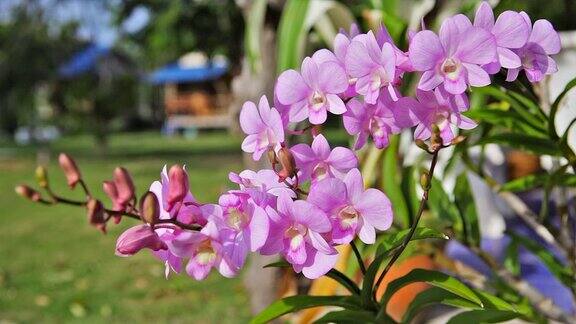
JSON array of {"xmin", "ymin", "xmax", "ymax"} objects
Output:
[
  {"xmin": 508, "ymin": 231, "xmax": 575, "ymax": 287},
  {"xmin": 402, "ymin": 287, "xmax": 519, "ymax": 323},
  {"xmin": 401, "ymin": 166, "xmax": 419, "ymax": 222},
  {"xmin": 428, "ymin": 177, "xmax": 463, "ymax": 235},
  {"xmin": 503, "ymin": 240, "xmax": 521, "ymax": 276},
  {"xmin": 263, "ymin": 260, "xmax": 360, "ymax": 295},
  {"xmin": 362, "ymin": 226, "xmax": 448, "ymax": 295},
  {"xmin": 476, "ymin": 133, "xmax": 561, "ymax": 156},
  {"xmin": 500, "ymin": 171, "xmax": 576, "ymax": 192},
  {"xmin": 325, "ymin": 269, "xmax": 361, "ymax": 295},
  {"xmin": 500, "ymin": 173, "xmax": 547, "ymax": 192},
  {"xmin": 382, "ymin": 135, "xmax": 410, "ymax": 228},
  {"xmin": 361, "ymin": 250, "xmax": 389, "ymax": 309},
  {"xmin": 379, "ymin": 269, "xmax": 483, "ymax": 309},
  {"xmin": 473, "ymin": 86, "xmax": 546, "ymax": 132},
  {"xmin": 314, "ymin": 309, "xmax": 376, "ymax": 324},
  {"xmin": 375, "ymin": 227, "xmax": 449, "ymax": 257},
  {"xmin": 244, "ymin": 0, "xmax": 267, "ymax": 73},
  {"xmin": 276, "ymin": 0, "xmax": 310, "ymax": 72},
  {"xmin": 454, "ymin": 173, "xmax": 480, "ymax": 246},
  {"xmin": 550, "ymin": 77, "xmax": 576, "ymax": 138},
  {"xmin": 507, "ymin": 90, "xmax": 546, "ymax": 120},
  {"xmin": 473, "ymin": 290, "xmax": 518, "ymax": 313},
  {"xmin": 402, "ymin": 287, "xmax": 481, "ymax": 323},
  {"xmin": 263, "ymin": 260, "xmax": 290, "ymax": 268},
  {"xmin": 446, "ymin": 310, "xmax": 520, "ymax": 324},
  {"xmin": 250, "ymin": 295, "xmax": 361, "ymax": 324},
  {"xmin": 276, "ymin": 0, "xmax": 356, "ymax": 72},
  {"xmin": 465, "ymin": 109, "xmax": 547, "ymax": 137}
]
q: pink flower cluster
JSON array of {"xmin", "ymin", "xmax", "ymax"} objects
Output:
[{"xmin": 113, "ymin": 2, "xmax": 560, "ymax": 280}]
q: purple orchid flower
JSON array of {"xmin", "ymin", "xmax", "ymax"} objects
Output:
[
  {"xmin": 308, "ymin": 168, "xmax": 393, "ymax": 245},
  {"xmin": 409, "ymin": 15, "xmax": 497, "ymax": 94},
  {"xmin": 148, "ymin": 166, "xmax": 213, "ymax": 276},
  {"xmin": 260, "ymin": 193, "xmax": 338, "ymax": 279},
  {"xmin": 506, "ymin": 13, "xmax": 561, "ymax": 82},
  {"xmin": 375, "ymin": 24, "xmax": 414, "ymax": 75},
  {"xmin": 412, "ymin": 88, "xmax": 477, "ymax": 144},
  {"xmin": 345, "ymin": 31, "xmax": 398, "ymax": 103},
  {"xmin": 343, "ymin": 92, "xmax": 417, "ymax": 150},
  {"xmin": 215, "ymin": 191, "xmax": 269, "ymax": 269},
  {"xmin": 169, "ymin": 219, "xmax": 238, "ymax": 280},
  {"xmin": 473, "ymin": 2, "xmax": 530, "ymax": 74},
  {"xmin": 290, "ymin": 134, "xmax": 358, "ymax": 183},
  {"xmin": 311, "ymin": 31, "xmax": 358, "ymax": 98},
  {"xmin": 240, "ymin": 95, "xmax": 285, "ymax": 161},
  {"xmin": 276, "ymin": 56, "xmax": 348, "ymax": 125}
]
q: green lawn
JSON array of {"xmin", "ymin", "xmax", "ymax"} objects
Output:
[{"xmin": 0, "ymin": 131, "xmax": 252, "ymax": 323}]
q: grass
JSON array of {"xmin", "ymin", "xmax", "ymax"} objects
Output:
[{"xmin": 0, "ymin": 131, "xmax": 252, "ymax": 323}]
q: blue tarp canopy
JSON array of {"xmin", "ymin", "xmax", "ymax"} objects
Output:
[
  {"xmin": 148, "ymin": 63, "xmax": 228, "ymax": 85},
  {"xmin": 58, "ymin": 44, "xmax": 110, "ymax": 78}
]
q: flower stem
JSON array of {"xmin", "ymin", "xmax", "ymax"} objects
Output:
[
  {"xmin": 372, "ymin": 148, "xmax": 441, "ymax": 299},
  {"xmin": 350, "ymin": 240, "xmax": 366, "ymax": 275}
]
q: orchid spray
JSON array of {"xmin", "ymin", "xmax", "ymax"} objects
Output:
[{"xmin": 17, "ymin": 2, "xmax": 575, "ymax": 323}]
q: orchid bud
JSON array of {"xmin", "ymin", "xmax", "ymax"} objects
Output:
[
  {"xmin": 414, "ymin": 139, "xmax": 429, "ymax": 152},
  {"xmin": 115, "ymin": 224, "xmax": 167, "ymax": 257},
  {"xmin": 430, "ymin": 124, "xmax": 442, "ymax": 148},
  {"xmin": 35, "ymin": 166, "xmax": 49, "ymax": 188},
  {"xmin": 113, "ymin": 167, "xmax": 135, "ymax": 204},
  {"xmin": 167, "ymin": 165, "xmax": 189, "ymax": 209},
  {"xmin": 267, "ymin": 148, "xmax": 278, "ymax": 166},
  {"xmin": 277, "ymin": 147, "xmax": 296, "ymax": 181},
  {"xmin": 420, "ymin": 171, "xmax": 430, "ymax": 190},
  {"xmin": 140, "ymin": 191, "xmax": 160, "ymax": 225},
  {"xmin": 58, "ymin": 153, "xmax": 81, "ymax": 188},
  {"xmin": 103, "ymin": 181, "xmax": 122, "ymax": 224},
  {"xmin": 451, "ymin": 135, "xmax": 466, "ymax": 145},
  {"xmin": 15, "ymin": 185, "xmax": 41, "ymax": 202},
  {"xmin": 86, "ymin": 198, "xmax": 106, "ymax": 233}
]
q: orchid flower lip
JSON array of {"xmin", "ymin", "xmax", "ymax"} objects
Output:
[{"xmin": 440, "ymin": 57, "xmax": 461, "ymax": 80}]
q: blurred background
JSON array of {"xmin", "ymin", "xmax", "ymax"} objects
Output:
[{"xmin": 0, "ymin": 0, "xmax": 575, "ymax": 322}]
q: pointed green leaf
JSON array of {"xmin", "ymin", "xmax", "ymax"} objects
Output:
[
  {"xmin": 465, "ymin": 109, "xmax": 547, "ymax": 137},
  {"xmin": 550, "ymin": 77, "xmax": 576, "ymax": 138},
  {"xmin": 402, "ymin": 287, "xmax": 481, "ymax": 323},
  {"xmin": 446, "ymin": 310, "xmax": 520, "ymax": 324},
  {"xmin": 375, "ymin": 227, "xmax": 449, "ymax": 257},
  {"xmin": 250, "ymin": 295, "xmax": 361, "ymax": 324},
  {"xmin": 325, "ymin": 269, "xmax": 361, "ymax": 295},
  {"xmin": 361, "ymin": 250, "xmax": 390, "ymax": 309},
  {"xmin": 401, "ymin": 166, "xmax": 419, "ymax": 222},
  {"xmin": 276, "ymin": 0, "xmax": 310, "ymax": 72},
  {"xmin": 503, "ymin": 240, "xmax": 521, "ymax": 276},
  {"xmin": 264, "ymin": 260, "xmax": 360, "ymax": 295},
  {"xmin": 428, "ymin": 177, "xmax": 463, "ymax": 235},
  {"xmin": 380, "ymin": 269, "xmax": 483, "ymax": 308},
  {"xmin": 454, "ymin": 173, "xmax": 480, "ymax": 246},
  {"xmin": 314, "ymin": 309, "xmax": 376, "ymax": 323},
  {"xmin": 402, "ymin": 287, "xmax": 519, "ymax": 324},
  {"xmin": 382, "ymin": 135, "xmax": 409, "ymax": 228},
  {"xmin": 263, "ymin": 260, "xmax": 290, "ymax": 268},
  {"xmin": 473, "ymin": 86, "xmax": 546, "ymax": 132},
  {"xmin": 476, "ymin": 133, "xmax": 561, "ymax": 156}
]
